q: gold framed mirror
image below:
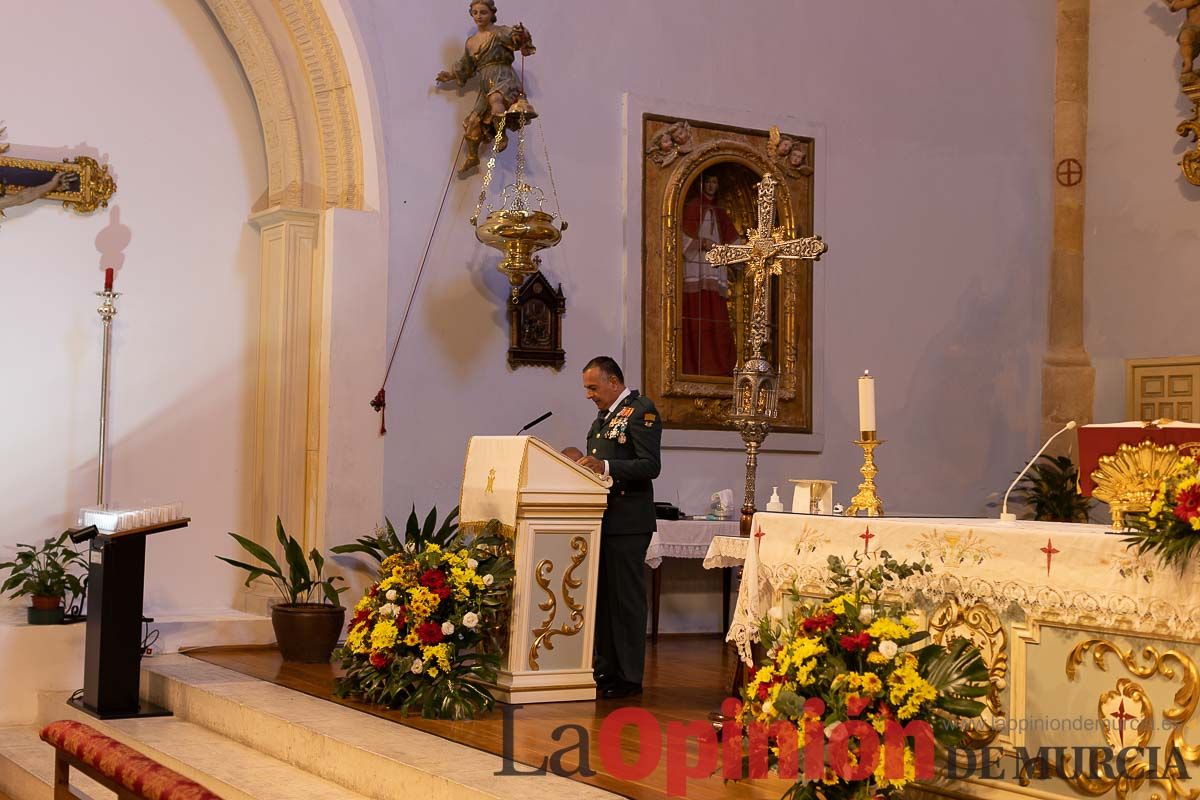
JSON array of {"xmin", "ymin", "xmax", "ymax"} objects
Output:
[{"xmin": 641, "ymin": 114, "xmax": 814, "ymax": 432}]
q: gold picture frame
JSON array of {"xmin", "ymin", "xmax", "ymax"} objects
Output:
[
  {"xmin": 641, "ymin": 114, "xmax": 814, "ymax": 432},
  {"xmin": 0, "ymin": 154, "xmax": 116, "ymax": 214}
]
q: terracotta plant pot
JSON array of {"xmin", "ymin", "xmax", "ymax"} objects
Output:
[
  {"xmin": 28, "ymin": 595, "xmax": 64, "ymax": 625},
  {"xmin": 270, "ymin": 603, "xmax": 345, "ymax": 663}
]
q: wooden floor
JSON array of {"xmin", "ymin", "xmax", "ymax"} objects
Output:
[{"xmin": 184, "ymin": 636, "xmax": 792, "ymax": 800}]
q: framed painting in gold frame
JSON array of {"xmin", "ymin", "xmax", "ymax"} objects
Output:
[{"xmin": 641, "ymin": 113, "xmax": 815, "ymax": 432}]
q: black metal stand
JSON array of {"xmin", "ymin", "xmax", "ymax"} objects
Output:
[{"xmin": 69, "ymin": 518, "xmax": 188, "ymax": 720}]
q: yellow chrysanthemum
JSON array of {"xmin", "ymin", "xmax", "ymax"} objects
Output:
[
  {"xmin": 825, "ymin": 593, "xmax": 857, "ymax": 616},
  {"xmin": 874, "ymin": 742, "xmax": 917, "ymax": 788},
  {"xmin": 370, "ymin": 620, "xmax": 399, "ymax": 651},
  {"xmin": 422, "ymin": 643, "xmax": 452, "ymax": 672},
  {"xmin": 406, "ymin": 585, "xmax": 440, "ymax": 623},
  {"xmin": 354, "ymin": 594, "xmax": 374, "ymax": 613},
  {"xmin": 345, "ymin": 626, "xmax": 369, "ymax": 654},
  {"xmin": 867, "ymin": 618, "xmax": 913, "ymax": 641},
  {"xmin": 404, "ymin": 630, "xmax": 420, "ymax": 647},
  {"xmin": 887, "ymin": 658, "xmax": 938, "ymax": 719}
]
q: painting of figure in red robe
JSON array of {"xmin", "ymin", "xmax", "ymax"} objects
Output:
[{"xmin": 679, "ymin": 169, "xmax": 748, "ymax": 377}]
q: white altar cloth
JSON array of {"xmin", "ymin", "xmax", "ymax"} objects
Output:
[{"xmin": 727, "ymin": 512, "xmax": 1200, "ymax": 664}]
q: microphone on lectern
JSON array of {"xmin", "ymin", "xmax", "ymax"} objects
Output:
[
  {"xmin": 516, "ymin": 411, "xmax": 553, "ymax": 435},
  {"xmin": 1000, "ymin": 420, "xmax": 1077, "ymax": 521}
]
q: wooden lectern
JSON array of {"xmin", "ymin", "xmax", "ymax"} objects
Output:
[
  {"xmin": 68, "ymin": 518, "xmax": 189, "ymax": 720},
  {"xmin": 460, "ymin": 436, "xmax": 610, "ymax": 703}
]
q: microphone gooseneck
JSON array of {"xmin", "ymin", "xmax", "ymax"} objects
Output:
[
  {"xmin": 517, "ymin": 411, "xmax": 553, "ymax": 435},
  {"xmin": 1000, "ymin": 420, "xmax": 1077, "ymax": 522}
]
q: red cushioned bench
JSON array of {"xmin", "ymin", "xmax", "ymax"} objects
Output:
[{"xmin": 39, "ymin": 720, "xmax": 223, "ymax": 800}]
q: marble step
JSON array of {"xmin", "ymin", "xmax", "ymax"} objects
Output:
[
  {"xmin": 8, "ymin": 702, "xmax": 374, "ymax": 800},
  {"xmin": 0, "ymin": 725, "xmax": 105, "ymax": 800},
  {"xmin": 139, "ymin": 654, "xmax": 617, "ymax": 800}
]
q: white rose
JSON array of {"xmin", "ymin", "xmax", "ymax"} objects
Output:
[
  {"xmin": 442, "ymin": 621, "xmax": 455, "ymax": 635},
  {"xmin": 878, "ymin": 640, "xmax": 898, "ymax": 659},
  {"xmin": 467, "ymin": 558, "xmax": 479, "ymax": 570},
  {"xmin": 377, "ymin": 603, "xmax": 396, "ymax": 618},
  {"xmin": 768, "ymin": 605, "xmax": 784, "ymax": 621},
  {"xmin": 858, "ymin": 606, "xmax": 875, "ymax": 623},
  {"xmin": 462, "ymin": 612, "xmax": 479, "ymax": 629},
  {"xmin": 483, "ymin": 574, "xmax": 494, "ymax": 586},
  {"xmin": 385, "ymin": 589, "xmax": 398, "ymax": 602},
  {"xmin": 410, "ymin": 658, "xmax": 424, "ymax": 674}
]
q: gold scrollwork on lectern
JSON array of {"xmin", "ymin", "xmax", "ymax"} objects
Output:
[
  {"xmin": 928, "ymin": 599, "xmax": 1008, "ymax": 748},
  {"xmin": 1017, "ymin": 638, "xmax": 1200, "ymax": 800},
  {"xmin": 527, "ymin": 536, "xmax": 588, "ymax": 670}
]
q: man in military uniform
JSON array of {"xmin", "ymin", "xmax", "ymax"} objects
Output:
[{"xmin": 575, "ymin": 356, "xmax": 662, "ymax": 700}]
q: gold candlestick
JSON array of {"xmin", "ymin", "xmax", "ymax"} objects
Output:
[{"xmin": 844, "ymin": 431, "xmax": 884, "ymax": 517}]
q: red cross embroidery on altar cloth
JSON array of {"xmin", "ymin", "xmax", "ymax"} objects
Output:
[
  {"xmin": 1109, "ymin": 698, "xmax": 1136, "ymax": 742},
  {"xmin": 1040, "ymin": 537, "xmax": 1060, "ymax": 576},
  {"xmin": 859, "ymin": 526, "xmax": 874, "ymax": 553},
  {"xmin": 754, "ymin": 524, "xmax": 765, "ymax": 540}
]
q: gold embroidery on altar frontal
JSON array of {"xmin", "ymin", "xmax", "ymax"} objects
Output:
[
  {"xmin": 527, "ymin": 537, "xmax": 588, "ymax": 670},
  {"xmin": 928, "ymin": 600, "xmax": 1007, "ymax": 749},
  {"xmin": 1015, "ymin": 638, "xmax": 1200, "ymax": 799}
]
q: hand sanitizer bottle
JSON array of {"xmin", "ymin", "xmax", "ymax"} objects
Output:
[{"xmin": 766, "ymin": 487, "xmax": 784, "ymax": 512}]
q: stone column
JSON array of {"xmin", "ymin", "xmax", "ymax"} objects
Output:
[
  {"xmin": 1042, "ymin": 0, "xmax": 1095, "ymax": 445},
  {"xmin": 248, "ymin": 208, "xmax": 325, "ymax": 561}
]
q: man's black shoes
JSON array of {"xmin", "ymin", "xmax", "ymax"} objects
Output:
[{"xmin": 600, "ymin": 680, "xmax": 643, "ymax": 700}]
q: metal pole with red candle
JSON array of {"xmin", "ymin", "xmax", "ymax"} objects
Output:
[{"xmin": 96, "ymin": 269, "xmax": 120, "ymax": 505}]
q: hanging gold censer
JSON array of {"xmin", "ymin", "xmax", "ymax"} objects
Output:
[{"xmin": 471, "ymin": 99, "xmax": 566, "ymax": 303}]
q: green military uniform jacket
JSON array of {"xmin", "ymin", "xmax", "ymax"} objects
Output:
[{"xmin": 586, "ymin": 390, "xmax": 662, "ymax": 536}]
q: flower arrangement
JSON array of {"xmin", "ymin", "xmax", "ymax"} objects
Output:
[
  {"xmin": 333, "ymin": 514, "xmax": 514, "ymax": 720},
  {"xmin": 737, "ymin": 552, "xmax": 988, "ymax": 800},
  {"xmin": 1123, "ymin": 456, "xmax": 1200, "ymax": 570}
]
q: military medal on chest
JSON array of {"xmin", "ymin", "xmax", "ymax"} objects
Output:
[{"xmin": 604, "ymin": 406, "xmax": 635, "ymax": 443}]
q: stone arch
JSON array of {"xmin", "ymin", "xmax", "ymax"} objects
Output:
[
  {"xmin": 199, "ymin": 0, "xmax": 364, "ymax": 210},
  {"xmin": 197, "ymin": 0, "xmax": 382, "ymax": 572}
]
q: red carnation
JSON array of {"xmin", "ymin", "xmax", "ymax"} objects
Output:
[
  {"xmin": 802, "ymin": 612, "xmax": 837, "ymax": 633},
  {"xmin": 420, "ymin": 569, "xmax": 447, "ymax": 589},
  {"xmin": 840, "ymin": 632, "xmax": 872, "ymax": 651},
  {"xmin": 846, "ymin": 694, "xmax": 872, "ymax": 717},
  {"xmin": 1174, "ymin": 485, "xmax": 1200, "ymax": 525},
  {"xmin": 394, "ymin": 606, "xmax": 407, "ymax": 627},
  {"xmin": 369, "ymin": 651, "xmax": 392, "ymax": 670},
  {"xmin": 351, "ymin": 608, "xmax": 371, "ymax": 628},
  {"xmin": 416, "ymin": 621, "xmax": 445, "ymax": 645},
  {"xmin": 367, "ymin": 584, "xmax": 379, "ymax": 597}
]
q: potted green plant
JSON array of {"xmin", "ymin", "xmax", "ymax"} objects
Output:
[
  {"xmin": 1010, "ymin": 454, "xmax": 1093, "ymax": 523},
  {"xmin": 0, "ymin": 532, "xmax": 89, "ymax": 625},
  {"xmin": 218, "ymin": 517, "xmax": 347, "ymax": 663}
]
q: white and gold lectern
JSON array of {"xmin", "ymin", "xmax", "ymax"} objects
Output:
[{"xmin": 459, "ymin": 436, "xmax": 610, "ymax": 703}]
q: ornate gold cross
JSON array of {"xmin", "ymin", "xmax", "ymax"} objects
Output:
[{"xmin": 704, "ymin": 173, "xmax": 826, "ymax": 360}]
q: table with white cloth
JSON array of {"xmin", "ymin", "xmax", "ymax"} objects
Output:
[
  {"xmin": 726, "ymin": 512, "xmax": 1200, "ymax": 800},
  {"xmin": 644, "ymin": 519, "xmax": 739, "ymax": 641}
]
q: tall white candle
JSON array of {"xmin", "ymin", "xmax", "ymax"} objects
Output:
[{"xmin": 858, "ymin": 371, "xmax": 876, "ymax": 432}]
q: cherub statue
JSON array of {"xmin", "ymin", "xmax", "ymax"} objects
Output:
[
  {"xmin": 436, "ymin": 0, "xmax": 536, "ymax": 176},
  {"xmin": 767, "ymin": 126, "xmax": 814, "ymax": 178},
  {"xmin": 1168, "ymin": 0, "xmax": 1200, "ymax": 84},
  {"xmin": 645, "ymin": 120, "xmax": 694, "ymax": 168},
  {"xmin": 0, "ymin": 128, "xmax": 72, "ymax": 219}
]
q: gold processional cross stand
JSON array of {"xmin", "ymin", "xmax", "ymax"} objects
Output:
[{"xmin": 705, "ymin": 173, "xmax": 827, "ymax": 535}]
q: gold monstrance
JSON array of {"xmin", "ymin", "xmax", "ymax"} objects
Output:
[
  {"xmin": 472, "ymin": 101, "xmax": 566, "ymax": 302},
  {"xmin": 705, "ymin": 173, "xmax": 828, "ymax": 535}
]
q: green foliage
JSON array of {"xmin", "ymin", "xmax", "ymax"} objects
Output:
[
  {"xmin": 1123, "ymin": 461, "xmax": 1200, "ymax": 571},
  {"xmin": 0, "ymin": 531, "xmax": 88, "ymax": 601},
  {"xmin": 333, "ymin": 519, "xmax": 516, "ymax": 720},
  {"xmin": 330, "ymin": 506, "xmax": 460, "ymax": 563},
  {"xmin": 217, "ymin": 516, "xmax": 346, "ymax": 605},
  {"xmin": 1010, "ymin": 454, "xmax": 1092, "ymax": 523}
]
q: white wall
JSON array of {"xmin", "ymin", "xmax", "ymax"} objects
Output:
[
  {"xmin": 1085, "ymin": 0, "xmax": 1200, "ymax": 422},
  {"xmin": 348, "ymin": 0, "xmax": 1055, "ymax": 525},
  {"xmin": 1, "ymin": 1, "xmax": 266, "ymax": 612}
]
